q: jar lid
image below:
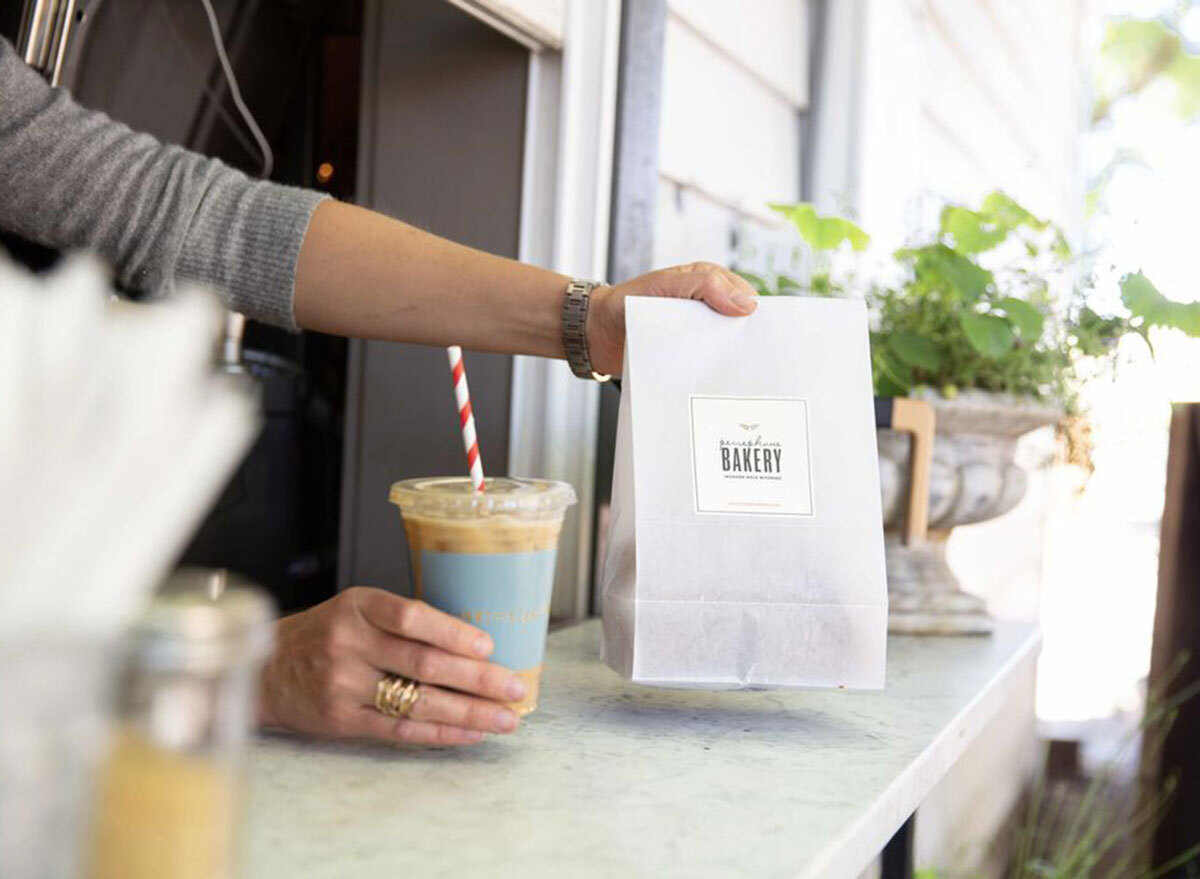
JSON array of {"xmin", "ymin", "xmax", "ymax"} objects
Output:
[
  {"xmin": 389, "ymin": 477, "xmax": 577, "ymax": 520},
  {"xmin": 132, "ymin": 569, "xmax": 276, "ymax": 673}
]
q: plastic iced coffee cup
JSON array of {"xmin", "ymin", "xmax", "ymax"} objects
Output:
[{"xmin": 389, "ymin": 477, "xmax": 577, "ymax": 716}]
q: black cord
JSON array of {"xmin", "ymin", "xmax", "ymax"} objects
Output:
[{"xmin": 145, "ymin": 0, "xmax": 263, "ymax": 166}]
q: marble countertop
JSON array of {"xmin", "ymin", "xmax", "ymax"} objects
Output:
[{"xmin": 242, "ymin": 618, "xmax": 1040, "ymax": 879}]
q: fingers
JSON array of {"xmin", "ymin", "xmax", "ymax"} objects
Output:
[
  {"xmin": 407, "ymin": 682, "xmax": 520, "ymax": 733},
  {"xmin": 353, "ymin": 680, "xmax": 517, "ymax": 737},
  {"xmin": 587, "ymin": 261, "xmax": 757, "ymax": 376},
  {"xmin": 686, "ymin": 262, "xmax": 759, "ymax": 315},
  {"xmin": 261, "ymin": 590, "xmax": 520, "ymax": 747},
  {"xmin": 365, "ymin": 628, "xmax": 528, "ymax": 704},
  {"xmin": 724, "ymin": 268, "xmax": 761, "ymax": 310},
  {"xmin": 352, "ymin": 587, "xmax": 493, "ymax": 659},
  {"xmin": 653, "ymin": 262, "xmax": 758, "ymax": 316},
  {"xmin": 352, "ymin": 708, "xmax": 487, "ymax": 747}
]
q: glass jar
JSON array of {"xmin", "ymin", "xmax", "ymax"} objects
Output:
[
  {"xmin": 89, "ymin": 570, "xmax": 275, "ymax": 879},
  {"xmin": 0, "ymin": 638, "xmax": 116, "ymax": 879}
]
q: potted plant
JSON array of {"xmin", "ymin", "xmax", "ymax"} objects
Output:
[{"xmin": 737, "ymin": 193, "xmax": 1200, "ymax": 634}]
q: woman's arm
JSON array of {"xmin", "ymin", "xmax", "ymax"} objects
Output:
[
  {"xmin": 2, "ymin": 36, "xmax": 756, "ymax": 364},
  {"xmin": 293, "ymin": 200, "xmax": 759, "ymax": 375},
  {"xmin": 293, "ymin": 200, "xmax": 569, "ymax": 358},
  {"xmin": 0, "ymin": 37, "xmax": 325, "ymax": 328}
]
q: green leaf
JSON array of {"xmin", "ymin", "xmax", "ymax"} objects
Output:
[
  {"xmin": 874, "ymin": 373, "xmax": 909, "ymax": 398},
  {"xmin": 1096, "ymin": 18, "xmax": 1195, "ymax": 121},
  {"xmin": 808, "ymin": 273, "xmax": 840, "ymax": 297},
  {"xmin": 1074, "ymin": 306, "xmax": 1127, "ymax": 356},
  {"xmin": 734, "ymin": 271, "xmax": 772, "ymax": 295},
  {"xmin": 887, "ymin": 332, "xmax": 943, "ymax": 371},
  {"xmin": 1134, "ymin": 321, "xmax": 1155, "ymax": 357},
  {"xmin": 940, "ymin": 206, "xmax": 1008, "ymax": 254},
  {"xmin": 1166, "ymin": 51, "xmax": 1200, "ymax": 118},
  {"xmin": 940, "ymin": 192, "xmax": 1051, "ymax": 255},
  {"xmin": 1101, "ymin": 18, "xmax": 1179, "ymax": 75},
  {"xmin": 995, "ymin": 297, "xmax": 1045, "ymax": 340},
  {"xmin": 1121, "ymin": 271, "xmax": 1200, "ymax": 336},
  {"xmin": 979, "ymin": 191, "xmax": 1049, "ymax": 233},
  {"xmin": 769, "ymin": 203, "xmax": 870, "ymax": 252},
  {"xmin": 776, "ymin": 274, "xmax": 803, "ymax": 293},
  {"xmin": 960, "ymin": 312, "xmax": 1016, "ymax": 358},
  {"xmin": 899, "ymin": 244, "xmax": 993, "ymax": 302},
  {"xmin": 873, "ymin": 348, "xmax": 912, "ymax": 397}
]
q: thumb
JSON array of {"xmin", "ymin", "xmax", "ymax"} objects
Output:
[{"xmin": 658, "ymin": 262, "xmax": 759, "ymax": 316}]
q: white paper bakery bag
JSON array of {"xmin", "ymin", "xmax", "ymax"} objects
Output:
[{"xmin": 600, "ymin": 296, "xmax": 887, "ymax": 689}]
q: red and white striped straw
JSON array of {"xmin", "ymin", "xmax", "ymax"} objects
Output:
[{"xmin": 446, "ymin": 345, "xmax": 485, "ymax": 493}]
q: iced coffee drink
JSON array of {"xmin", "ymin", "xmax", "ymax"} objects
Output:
[{"xmin": 389, "ymin": 477, "xmax": 576, "ymax": 715}]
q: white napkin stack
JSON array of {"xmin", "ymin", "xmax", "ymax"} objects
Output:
[{"xmin": 0, "ymin": 255, "xmax": 261, "ymax": 641}]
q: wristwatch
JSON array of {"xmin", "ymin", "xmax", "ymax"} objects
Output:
[{"xmin": 561, "ymin": 279, "xmax": 612, "ymax": 381}]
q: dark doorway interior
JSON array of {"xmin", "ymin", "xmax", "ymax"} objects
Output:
[{"xmin": 337, "ymin": 0, "xmax": 529, "ymax": 595}]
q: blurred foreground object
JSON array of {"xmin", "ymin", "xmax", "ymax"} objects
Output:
[
  {"xmin": 0, "ymin": 256, "xmax": 260, "ymax": 878},
  {"xmin": 90, "ymin": 570, "xmax": 275, "ymax": 879}
]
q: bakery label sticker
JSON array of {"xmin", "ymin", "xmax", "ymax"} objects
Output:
[{"xmin": 689, "ymin": 396, "xmax": 815, "ymax": 516}]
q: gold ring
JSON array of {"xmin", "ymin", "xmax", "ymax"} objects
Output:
[{"xmin": 375, "ymin": 674, "xmax": 421, "ymax": 718}]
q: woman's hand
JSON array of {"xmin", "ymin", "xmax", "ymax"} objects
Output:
[
  {"xmin": 258, "ymin": 587, "xmax": 527, "ymax": 746},
  {"xmin": 586, "ymin": 262, "xmax": 759, "ymax": 376}
]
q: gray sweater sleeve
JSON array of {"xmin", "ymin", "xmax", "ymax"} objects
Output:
[{"xmin": 0, "ymin": 38, "xmax": 328, "ymax": 329}]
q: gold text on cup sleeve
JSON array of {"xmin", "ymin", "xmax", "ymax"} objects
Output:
[{"xmin": 459, "ymin": 604, "xmax": 551, "ymax": 625}]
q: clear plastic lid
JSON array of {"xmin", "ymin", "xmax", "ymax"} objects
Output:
[{"xmin": 389, "ymin": 477, "xmax": 577, "ymax": 520}]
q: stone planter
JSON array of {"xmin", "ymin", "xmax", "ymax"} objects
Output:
[{"xmin": 877, "ymin": 390, "xmax": 1061, "ymax": 635}]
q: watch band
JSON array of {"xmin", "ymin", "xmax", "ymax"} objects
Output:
[{"xmin": 562, "ymin": 279, "xmax": 611, "ymax": 381}]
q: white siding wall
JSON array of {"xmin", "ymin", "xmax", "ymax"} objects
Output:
[
  {"xmin": 652, "ymin": 1, "xmax": 809, "ymax": 272},
  {"xmin": 858, "ymin": 0, "xmax": 1086, "ymax": 242}
]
